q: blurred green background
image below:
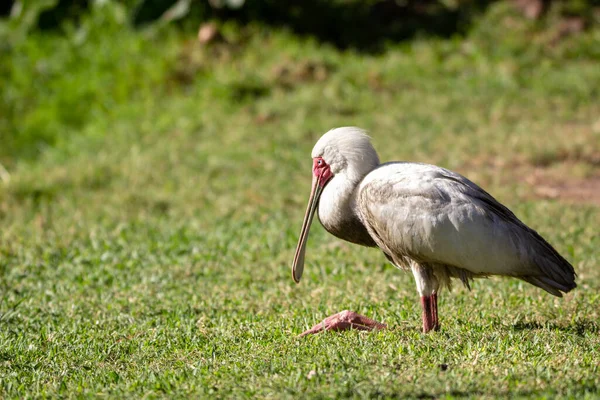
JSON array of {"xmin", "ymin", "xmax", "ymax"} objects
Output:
[
  {"xmin": 1, "ymin": 0, "xmax": 599, "ymax": 398},
  {"xmin": 2, "ymin": 0, "xmax": 600, "ymax": 165}
]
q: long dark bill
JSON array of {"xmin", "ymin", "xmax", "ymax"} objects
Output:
[{"xmin": 292, "ymin": 176, "xmax": 324, "ymax": 283}]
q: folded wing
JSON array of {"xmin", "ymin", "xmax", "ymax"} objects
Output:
[{"xmin": 356, "ymin": 163, "xmax": 576, "ymax": 296}]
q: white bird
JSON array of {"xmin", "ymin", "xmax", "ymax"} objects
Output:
[{"xmin": 292, "ymin": 127, "xmax": 576, "ymax": 334}]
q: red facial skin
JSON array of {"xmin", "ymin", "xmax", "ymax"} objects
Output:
[{"xmin": 313, "ymin": 157, "xmax": 333, "ymax": 187}]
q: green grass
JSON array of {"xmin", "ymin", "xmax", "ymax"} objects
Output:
[{"xmin": 1, "ymin": 2, "xmax": 600, "ymax": 398}]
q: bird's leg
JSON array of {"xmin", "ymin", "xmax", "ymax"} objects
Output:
[
  {"xmin": 432, "ymin": 292, "xmax": 439, "ymax": 331},
  {"xmin": 421, "ymin": 295, "xmax": 434, "ymax": 333},
  {"xmin": 299, "ymin": 310, "xmax": 387, "ymax": 337},
  {"xmin": 412, "ymin": 263, "xmax": 440, "ymax": 333},
  {"xmin": 420, "ymin": 292, "xmax": 440, "ymax": 333}
]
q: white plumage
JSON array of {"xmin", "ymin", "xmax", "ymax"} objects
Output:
[{"xmin": 293, "ymin": 127, "xmax": 576, "ymax": 334}]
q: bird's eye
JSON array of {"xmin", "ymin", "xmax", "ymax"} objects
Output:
[{"xmin": 317, "ymin": 159, "xmax": 323, "ymax": 166}]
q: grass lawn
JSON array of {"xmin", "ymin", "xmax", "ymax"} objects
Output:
[{"xmin": 1, "ymin": 2, "xmax": 599, "ymax": 398}]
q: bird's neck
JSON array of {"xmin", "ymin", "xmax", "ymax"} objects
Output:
[
  {"xmin": 320, "ymin": 172, "xmax": 359, "ymax": 221},
  {"xmin": 317, "ymin": 169, "xmax": 377, "ymax": 247}
]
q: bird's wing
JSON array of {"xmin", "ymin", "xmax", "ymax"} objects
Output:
[{"xmin": 356, "ymin": 163, "xmax": 575, "ymax": 293}]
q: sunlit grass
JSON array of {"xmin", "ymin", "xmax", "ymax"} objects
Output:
[{"xmin": 1, "ymin": 2, "xmax": 599, "ymax": 398}]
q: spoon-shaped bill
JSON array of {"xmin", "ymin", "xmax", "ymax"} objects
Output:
[{"xmin": 292, "ymin": 176, "xmax": 324, "ymax": 283}]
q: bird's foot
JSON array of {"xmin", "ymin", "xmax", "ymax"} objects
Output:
[{"xmin": 299, "ymin": 310, "xmax": 387, "ymax": 337}]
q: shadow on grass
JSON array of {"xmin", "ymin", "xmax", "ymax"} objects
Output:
[
  {"xmin": 412, "ymin": 383, "xmax": 600, "ymax": 398},
  {"xmin": 511, "ymin": 320, "xmax": 598, "ymax": 335},
  {"xmin": 210, "ymin": 0, "xmax": 496, "ymax": 52},
  {"xmin": 414, "ymin": 390, "xmax": 535, "ymax": 399},
  {"xmin": 370, "ymin": 388, "xmax": 543, "ymax": 399},
  {"xmin": 126, "ymin": 0, "xmax": 495, "ymax": 52}
]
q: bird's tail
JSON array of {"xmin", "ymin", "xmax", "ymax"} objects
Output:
[
  {"xmin": 520, "ymin": 231, "xmax": 577, "ymax": 297},
  {"xmin": 520, "ymin": 275, "xmax": 575, "ymax": 297}
]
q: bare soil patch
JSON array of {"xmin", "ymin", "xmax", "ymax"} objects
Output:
[
  {"xmin": 523, "ymin": 167, "xmax": 600, "ymax": 205},
  {"xmin": 462, "ymin": 156, "xmax": 600, "ymax": 206}
]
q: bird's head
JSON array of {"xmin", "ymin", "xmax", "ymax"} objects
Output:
[{"xmin": 292, "ymin": 127, "xmax": 380, "ymax": 283}]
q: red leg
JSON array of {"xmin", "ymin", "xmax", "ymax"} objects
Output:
[
  {"xmin": 421, "ymin": 294, "xmax": 440, "ymax": 333},
  {"xmin": 432, "ymin": 292, "xmax": 440, "ymax": 331},
  {"xmin": 421, "ymin": 296, "xmax": 433, "ymax": 333},
  {"xmin": 299, "ymin": 310, "xmax": 387, "ymax": 337},
  {"xmin": 412, "ymin": 264, "xmax": 440, "ymax": 333}
]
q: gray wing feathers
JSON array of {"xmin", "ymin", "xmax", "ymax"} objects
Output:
[
  {"xmin": 357, "ymin": 163, "xmax": 576, "ymax": 296},
  {"xmin": 441, "ymin": 168, "xmax": 576, "ymax": 294}
]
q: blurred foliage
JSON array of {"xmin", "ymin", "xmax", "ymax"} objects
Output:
[
  {"xmin": 0, "ymin": 1, "xmax": 178, "ymax": 165},
  {"xmin": 3, "ymin": 1, "xmax": 600, "ymax": 38},
  {"xmin": 0, "ymin": 0, "xmax": 599, "ymax": 166}
]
